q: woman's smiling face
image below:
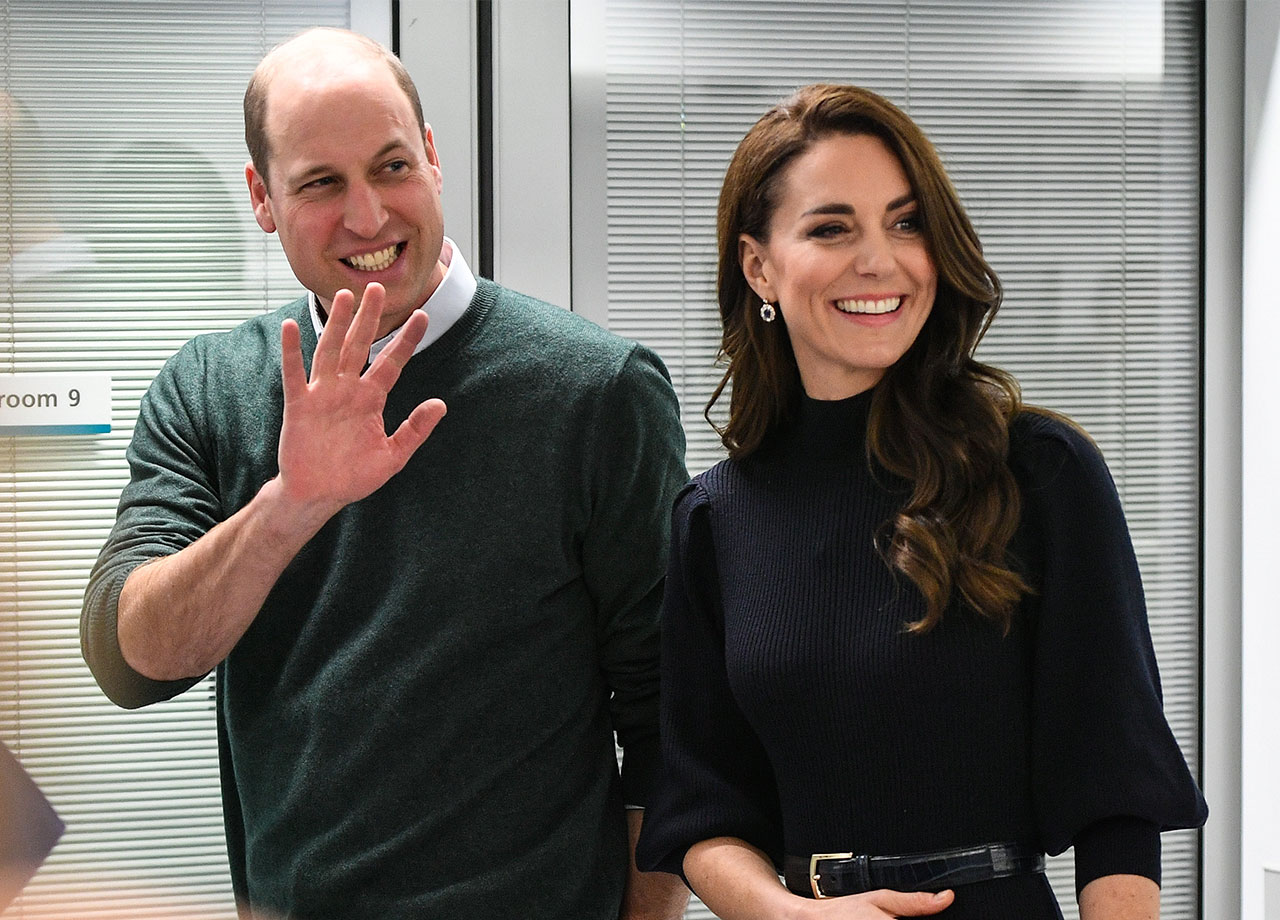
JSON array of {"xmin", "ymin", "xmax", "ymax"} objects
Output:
[{"xmin": 740, "ymin": 131, "xmax": 937, "ymax": 400}]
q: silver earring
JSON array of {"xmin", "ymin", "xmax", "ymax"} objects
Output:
[{"xmin": 760, "ymin": 300, "xmax": 777, "ymax": 323}]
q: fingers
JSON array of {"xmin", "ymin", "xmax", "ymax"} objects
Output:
[
  {"xmin": 387, "ymin": 398, "xmax": 448, "ymax": 464},
  {"xmin": 310, "ymin": 288, "xmax": 356, "ymax": 380},
  {"xmin": 311, "ymin": 284, "xmax": 393, "ymax": 382},
  {"xmin": 280, "ymin": 319, "xmax": 306, "ymax": 400},
  {"xmin": 338, "ymin": 283, "xmax": 386, "ymax": 373},
  {"xmin": 864, "ymin": 888, "xmax": 953, "ymax": 916},
  {"xmin": 364, "ymin": 310, "xmax": 428, "ymax": 392}
]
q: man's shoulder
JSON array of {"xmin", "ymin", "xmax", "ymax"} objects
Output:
[
  {"xmin": 170, "ymin": 296, "xmax": 307, "ymax": 364},
  {"xmin": 482, "ymin": 281, "xmax": 639, "ymax": 362},
  {"xmin": 152, "ymin": 297, "xmax": 307, "ymax": 400}
]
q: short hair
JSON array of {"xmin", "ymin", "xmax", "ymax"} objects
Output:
[{"xmin": 243, "ymin": 28, "xmax": 426, "ymax": 189}]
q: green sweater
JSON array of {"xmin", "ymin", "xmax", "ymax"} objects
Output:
[{"xmin": 81, "ymin": 280, "xmax": 688, "ymax": 920}]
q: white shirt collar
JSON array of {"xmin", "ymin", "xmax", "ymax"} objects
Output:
[{"xmin": 307, "ymin": 237, "xmax": 477, "ymax": 361}]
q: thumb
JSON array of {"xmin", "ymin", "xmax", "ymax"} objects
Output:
[
  {"xmin": 865, "ymin": 887, "xmax": 954, "ymax": 916},
  {"xmin": 388, "ymin": 398, "xmax": 448, "ymax": 462}
]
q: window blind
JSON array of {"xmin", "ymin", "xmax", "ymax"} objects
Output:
[
  {"xmin": 0, "ymin": 2, "xmax": 348, "ymax": 916},
  {"xmin": 587, "ymin": 2, "xmax": 1202, "ymax": 918}
]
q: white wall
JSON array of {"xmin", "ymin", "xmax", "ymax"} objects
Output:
[
  {"xmin": 1205, "ymin": 3, "xmax": 1245, "ymax": 918},
  {"xmin": 1243, "ymin": 1, "xmax": 1280, "ymax": 917},
  {"xmin": 398, "ymin": 0, "xmax": 571, "ymax": 308}
]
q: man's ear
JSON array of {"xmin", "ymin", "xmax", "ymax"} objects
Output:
[
  {"xmin": 246, "ymin": 161, "xmax": 277, "ymax": 234},
  {"xmin": 422, "ymin": 124, "xmax": 444, "ymax": 194},
  {"xmin": 739, "ymin": 233, "xmax": 773, "ymax": 301}
]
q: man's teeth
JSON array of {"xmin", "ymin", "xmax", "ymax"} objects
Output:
[
  {"xmin": 344, "ymin": 245, "xmax": 399, "ymax": 272},
  {"xmin": 835, "ymin": 296, "xmax": 901, "ymax": 315}
]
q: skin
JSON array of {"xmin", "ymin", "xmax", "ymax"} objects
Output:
[
  {"xmin": 119, "ymin": 29, "xmax": 685, "ymax": 920},
  {"xmin": 117, "ymin": 282, "xmax": 445, "ymax": 681},
  {"xmin": 1079, "ymin": 874, "xmax": 1160, "ymax": 920},
  {"xmin": 682, "ymin": 837, "xmax": 1159, "ymax": 919},
  {"xmin": 688, "ymin": 129, "xmax": 1162, "ymax": 919},
  {"xmin": 739, "ymin": 132, "xmax": 937, "ymax": 401},
  {"xmin": 625, "ymin": 810, "xmax": 691, "ymax": 920},
  {"xmin": 245, "ymin": 33, "xmax": 447, "ymax": 339},
  {"xmin": 684, "ymin": 837, "xmax": 953, "ymax": 920}
]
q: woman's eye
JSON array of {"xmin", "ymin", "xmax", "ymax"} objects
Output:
[
  {"xmin": 894, "ymin": 214, "xmax": 921, "ymax": 232},
  {"xmin": 810, "ymin": 223, "xmax": 845, "ymax": 238}
]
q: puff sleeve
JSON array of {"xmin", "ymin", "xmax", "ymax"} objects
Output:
[
  {"xmin": 1014, "ymin": 414, "xmax": 1207, "ymax": 885},
  {"xmin": 635, "ymin": 481, "xmax": 784, "ymax": 877}
]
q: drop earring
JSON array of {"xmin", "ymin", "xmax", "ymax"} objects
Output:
[{"xmin": 760, "ymin": 300, "xmax": 777, "ymax": 323}]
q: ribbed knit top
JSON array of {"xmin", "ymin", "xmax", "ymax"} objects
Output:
[{"xmin": 636, "ymin": 389, "xmax": 1206, "ymax": 918}]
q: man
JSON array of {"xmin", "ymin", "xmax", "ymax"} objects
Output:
[{"xmin": 80, "ymin": 27, "xmax": 689, "ymax": 920}]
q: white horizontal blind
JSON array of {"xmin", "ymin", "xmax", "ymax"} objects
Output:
[
  {"xmin": 590, "ymin": 2, "xmax": 1201, "ymax": 919},
  {"xmin": 0, "ymin": 2, "xmax": 347, "ymax": 917}
]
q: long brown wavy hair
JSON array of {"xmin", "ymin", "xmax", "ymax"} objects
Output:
[{"xmin": 710, "ymin": 83, "xmax": 1030, "ymax": 633}]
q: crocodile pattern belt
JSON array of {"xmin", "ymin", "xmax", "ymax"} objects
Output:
[{"xmin": 784, "ymin": 841, "xmax": 1046, "ymax": 899}]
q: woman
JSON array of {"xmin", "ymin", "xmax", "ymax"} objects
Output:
[{"xmin": 634, "ymin": 84, "xmax": 1207, "ymax": 920}]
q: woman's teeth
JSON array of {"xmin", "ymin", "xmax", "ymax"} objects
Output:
[{"xmin": 835, "ymin": 296, "xmax": 901, "ymax": 315}]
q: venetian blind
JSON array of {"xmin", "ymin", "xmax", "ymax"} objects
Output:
[
  {"xmin": 0, "ymin": 2, "xmax": 347, "ymax": 917},
  {"xmin": 589, "ymin": 2, "xmax": 1202, "ymax": 919}
]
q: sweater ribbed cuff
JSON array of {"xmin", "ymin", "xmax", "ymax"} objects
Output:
[{"xmin": 1073, "ymin": 815, "xmax": 1161, "ymax": 898}]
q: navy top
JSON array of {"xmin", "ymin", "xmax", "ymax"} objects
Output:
[{"xmin": 636, "ymin": 390, "xmax": 1207, "ymax": 918}]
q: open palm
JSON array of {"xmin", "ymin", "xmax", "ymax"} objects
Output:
[{"xmin": 275, "ymin": 283, "xmax": 447, "ymax": 518}]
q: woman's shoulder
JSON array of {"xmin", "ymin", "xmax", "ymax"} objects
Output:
[
  {"xmin": 689, "ymin": 455, "xmax": 744, "ymax": 490},
  {"xmin": 1009, "ymin": 407, "xmax": 1117, "ymax": 500}
]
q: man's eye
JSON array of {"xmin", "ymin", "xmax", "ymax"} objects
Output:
[{"xmin": 302, "ymin": 176, "xmax": 336, "ymax": 191}]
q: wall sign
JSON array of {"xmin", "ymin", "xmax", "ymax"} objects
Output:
[{"xmin": 0, "ymin": 374, "xmax": 112, "ymax": 435}]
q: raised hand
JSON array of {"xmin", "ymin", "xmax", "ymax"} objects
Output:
[
  {"xmin": 114, "ymin": 282, "xmax": 448, "ymax": 683},
  {"xmin": 275, "ymin": 282, "xmax": 447, "ymax": 522}
]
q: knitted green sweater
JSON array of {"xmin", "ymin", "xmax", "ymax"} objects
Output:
[{"xmin": 81, "ymin": 280, "xmax": 688, "ymax": 920}]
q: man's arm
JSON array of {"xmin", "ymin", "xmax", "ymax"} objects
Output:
[
  {"xmin": 114, "ymin": 283, "xmax": 446, "ymax": 682},
  {"xmin": 576, "ymin": 343, "xmax": 688, "ymax": 920},
  {"xmin": 621, "ymin": 810, "xmax": 689, "ymax": 920},
  {"xmin": 583, "ymin": 343, "xmax": 687, "ymax": 803}
]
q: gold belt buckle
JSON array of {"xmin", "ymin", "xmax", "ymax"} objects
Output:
[{"xmin": 809, "ymin": 852, "xmax": 853, "ymax": 899}]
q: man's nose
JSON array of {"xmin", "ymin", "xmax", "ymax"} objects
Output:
[{"xmin": 343, "ymin": 181, "xmax": 389, "ymax": 238}]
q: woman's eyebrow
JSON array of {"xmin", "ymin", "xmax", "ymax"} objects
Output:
[{"xmin": 800, "ymin": 194, "xmax": 917, "ymax": 219}]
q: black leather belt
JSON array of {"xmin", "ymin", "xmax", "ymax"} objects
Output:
[{"xmin": 784, "ymin": 842, "xmax": 1045, "ymax": 899}]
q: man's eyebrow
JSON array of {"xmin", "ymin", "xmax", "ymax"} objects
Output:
[
  {"xmin": 286, "ymin": 141, "xmax": 414, "ymax": 187},
  {"xmin": 288, "ymin": 164, "xmax": 333, "ymax": 187},
  {"xmin": 370, "ymin": 140, "xmax": 410, "ymax": 161}
]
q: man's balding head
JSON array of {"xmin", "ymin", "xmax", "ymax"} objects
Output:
[{"xmin": 243, "ymin": 27, "xmax": 425, "ymax": 190}]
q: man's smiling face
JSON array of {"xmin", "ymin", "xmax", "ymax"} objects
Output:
[{"xmin": 247, "ymin": 39, "xmax": 446, "ymax": 337}]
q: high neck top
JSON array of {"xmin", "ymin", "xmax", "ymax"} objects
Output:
[
  {"xmin": 637, "ymin": 403, "xmax": 1207, "ymax": 918},
  {"xmin": 772, "ymin": 388, "xmax": 875, "ymax": 471}
]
